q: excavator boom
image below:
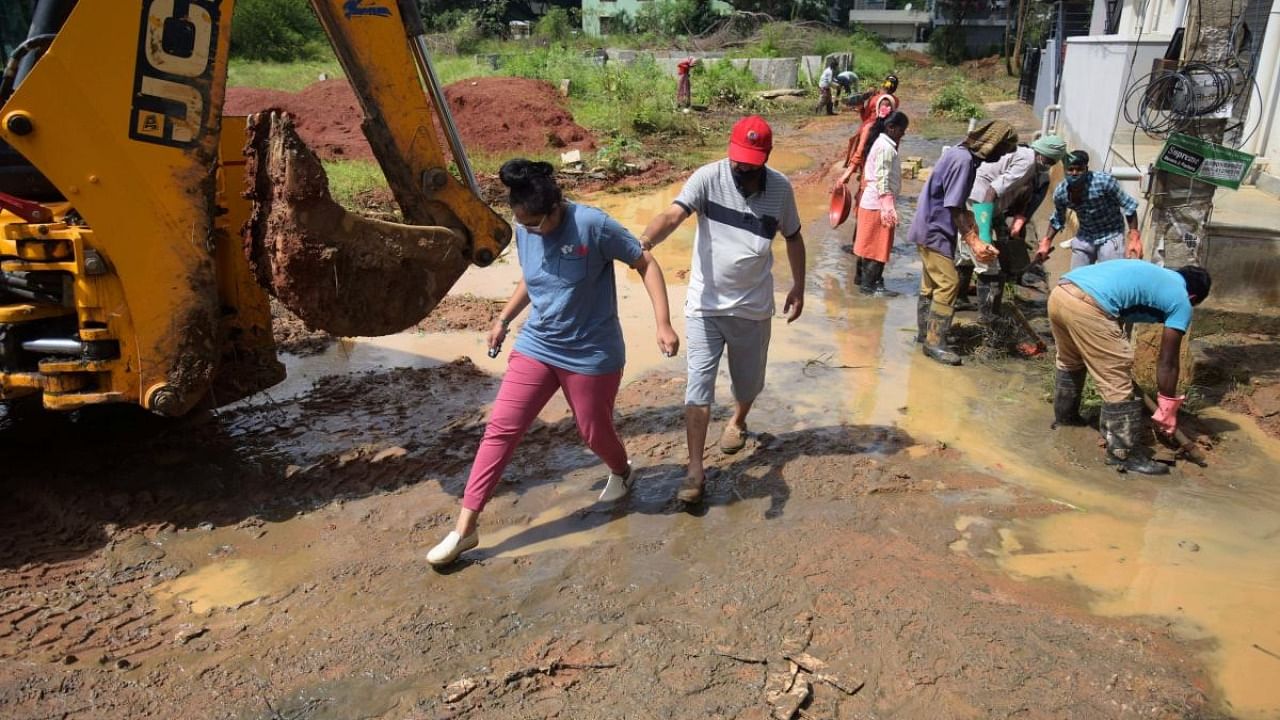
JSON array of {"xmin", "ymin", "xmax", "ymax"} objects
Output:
[{"xmin": 0, "ymin": 0, "xmax": 512, "ymax": 416}]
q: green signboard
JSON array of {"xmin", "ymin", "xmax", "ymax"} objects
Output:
[{"xmin": 1154, "ymin": 133, "xmax": 1256, "ymax": 190}]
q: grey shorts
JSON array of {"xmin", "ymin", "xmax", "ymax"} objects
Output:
[
  {"xmin": 1070, "ymin": 235, "xmax": 1125, "ymax": 269},
  {"xmin": 684, "ymin": 315, "xmax": 772, "ymax": 407}
]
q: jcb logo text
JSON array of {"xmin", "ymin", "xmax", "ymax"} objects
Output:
[{"xmin": 130, "ymin": 0, "xmax": 220, "ymax": 148}]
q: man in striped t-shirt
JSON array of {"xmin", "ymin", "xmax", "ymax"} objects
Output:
[{"xmin": 639, "ymin": 115, "xmax": 806, "ymax": 504}]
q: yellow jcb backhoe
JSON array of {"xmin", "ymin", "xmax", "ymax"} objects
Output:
[{"xmin": 0, "ymin": 0, "xmax": 511, "ymax": 417}]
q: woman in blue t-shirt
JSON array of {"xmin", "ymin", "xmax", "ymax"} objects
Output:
[{"xmin": 427, "ymin": 159, "xmax": 680, "ymax": 567}]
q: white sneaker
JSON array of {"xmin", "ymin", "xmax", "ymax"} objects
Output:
[
  {"xmin": 598, "ymin": 461, "xmax": 635, "ymax": 502},
  {"xmin": 426, "ymin": 530, "xmax": 478, "ymax": 566}
]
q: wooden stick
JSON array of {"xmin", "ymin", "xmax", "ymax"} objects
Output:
[
  {"xmin": 1136, "ymin": 387, "xmax": 1208, "ymax": 467},
  {"xmin": 1005, "ymin": 301, "xmax": 1047, "ymax": 352}
]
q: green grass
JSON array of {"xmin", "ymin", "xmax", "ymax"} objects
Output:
[
  {"xmin": 229, "ymin": 53, "xmax": 495, "ymax": 92},
  {"xmin": 322, "ymin": 159, "xmax": 386, "ymax": 206},
  {"xmin": 228, "ymin": 57, "xmax": 345, "ymax": 91},
  {"xmin": 433, "ymin": 55, "xmax": 498, "ymax": 85}
]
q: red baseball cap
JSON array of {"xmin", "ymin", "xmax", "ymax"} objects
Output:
[{"xmin": 728, "ymin": 115, "xmax": 772, "ymax": 166}]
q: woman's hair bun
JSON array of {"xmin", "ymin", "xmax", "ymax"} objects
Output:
[{"xmin": 500, "ymin": 159, "xmax": 555, "ymax": 188}]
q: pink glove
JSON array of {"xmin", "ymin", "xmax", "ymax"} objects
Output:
[
  {"xmin": 1152, "ymin": 393, "xmax": 1185, "ymax": 436},
  {"xmin": 879, "ymin": 194, "xmax": 898, "ymax": 227}
]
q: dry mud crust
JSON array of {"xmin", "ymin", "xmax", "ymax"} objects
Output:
[
  {"xmin": 0, "ymin": 366, "xmax": 1221, "ymax": 719},
  {"xmin": 242, "ymin": 111, "xmax": 470, "ymax": 337}
]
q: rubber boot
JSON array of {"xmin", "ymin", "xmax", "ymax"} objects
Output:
[
  {"xmin": 1052, "ymin": 368, "xmax": 1088, "ymax": 427},
  {"xmin": 853, "ymin": 256, "xmax": 864, "ymax": 286},
  {"xmin": 916, "ymin": 295, "xmax": 930, "ymax": 343},
  {"xmin": 922, "ymin": 306, "xmax": 962, "ymax": 365},
  {"xmin": 1100, "ymin": 400, "xmax": 1169, "ymax": 475},
  {"xmin": 976, "ymin": 274, "xmax": 1003, "ymax": 348},
  {"xmin": 954, "ymin": 264, "xmax": 976, "ymax": 311},
  {"xmin": 858, "ymin": 258, "xmax": 876, "ymax": 295},
  {"xmin": 866, "ymin": 260, "xmax": 900, "ymax": 297}
]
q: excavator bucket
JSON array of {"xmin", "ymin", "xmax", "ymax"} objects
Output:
[{"xmin": 242, "ymin": 111, "xmax": 471, "ymax": 337}]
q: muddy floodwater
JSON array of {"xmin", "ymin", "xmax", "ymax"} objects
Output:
[{"xmin": 2, "ymin": 118, "xmax": 1278, "ymax": 719}]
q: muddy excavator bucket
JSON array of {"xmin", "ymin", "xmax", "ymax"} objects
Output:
[{"xmin": 242, "ymin": 111, "xmax": 472, "ymax": 338}]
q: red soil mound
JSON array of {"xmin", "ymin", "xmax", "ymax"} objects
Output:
[
  {"xmin": 443, "ymin": 76, "xmax": 596, "ymax": 154},
  {"xmin": 225, "ymin": 80, "xmax": 370, "ymax": 161},
  {"xmin": 223, "ymin": 76, "xmax": 595, "ymax": 161}
]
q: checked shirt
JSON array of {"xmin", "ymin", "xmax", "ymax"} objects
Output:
[{"xmin": 1048, "ymin": 171, "xmax": 1139, "ymax": 246}]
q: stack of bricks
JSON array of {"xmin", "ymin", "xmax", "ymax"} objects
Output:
[{"xmin": 901, "ymin": 157, "xmax": 924, "ymax": 180}]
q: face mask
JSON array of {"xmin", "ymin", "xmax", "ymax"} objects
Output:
[
  {"xmin": 731, "ymin": 166, "xmax": 764, "ymax": 192},
  {"xmin": 1066, "ymin": 170, "xmax": 1088, "ymax": 185}
]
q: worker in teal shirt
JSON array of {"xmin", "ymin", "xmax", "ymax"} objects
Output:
[{"xmin": 1048, "ymin": 259, "xmax": 1212, "ymax": 475}]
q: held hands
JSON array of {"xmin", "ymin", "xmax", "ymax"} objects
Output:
[
  {"xmin": 878, "ymin": 194, "xmax": 898, "ymax": 228},
  {"xmin": 966, "ymin": 232, "xmax": 999, "ymax": 264},
  {"xmin": 833, "ymin": 167, "xmax": 855, "ymax": 190},
  {"xmin": 487, "ymin": 319, "xmax": 509, "ymax": 358},
  {"xmin": 657, "ymin": 324, "xmax": 680, "ymax": 358},
  {"xmin": 1125, "ymin": 229, "xmax": 1143, "ymax": 259},
  {"xmin": 784, "ymin": 285, "xmax": 805, "ymax": 323},
  {"xmin": 1033, "ymin": 237, "xmax": 1054, "ymax": 264},
  {"xmin": 1152, "ymin": 393, "xmax": 1185, "ymax": 437}
]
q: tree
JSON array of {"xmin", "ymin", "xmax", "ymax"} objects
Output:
[{"xmin": 930, "ymin": 0, "xmax": 987, "ymax": 64}]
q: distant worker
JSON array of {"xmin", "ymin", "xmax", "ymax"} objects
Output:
[
  {"xmin": 910, "ymin": 120, "xmax": 1018, "ymax": 366},
  {"xmin": 426, "ymin": 159, "xmax": 680, "ymax": 567},
  {"xmin": 1049, "ymin": 260, "xmax": 1211, "ymax": 475},
  {"xmin": 852, "ymin": 110, "xmax": 910, "ymax": 297},
  {"xmin": 833, "ymin": 70, "xmax": 859, "ymax": 100},
  {"xmin": 1034, "ymin": 150, "xmax": 1142, "ymax": 269},
  {"xmin": 676, "ymin": 56, "xmax": 696, "ymax": 109},
  {"xmin": 638, "ymin": 116, "xmax": 806, "ymax": 505},
  {"xmin": 816, "ymin": 57, "xmax": 839, "ymax": 115},
  {"xmin": 954, "ymin": 134, "xmax": 1067, "ymax": 338}
]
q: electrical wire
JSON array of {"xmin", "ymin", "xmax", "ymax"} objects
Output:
[{"xmin": 1106, "ymin": 0, "xmax": 1151, "ymax": 170}]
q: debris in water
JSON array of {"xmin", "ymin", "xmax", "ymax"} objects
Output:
[{"xmin": 1254, "ymin": 644, "xmax": 1280, "ymax": 662}]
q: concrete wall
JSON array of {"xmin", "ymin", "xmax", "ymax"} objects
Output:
[
  {"xmin": 1117, "ymin": 0, "xmax": 1184, "ymax": 36},
  {"xmin": 848, "ymin": 9, "xmax": 931, "ymax": 42},
  {"xmin": 729, "ymin": 58, "xmax": 802, "ymax": 89},
  {"xmin": 1203, "ymin": 223, "xmax": 1280, "ymax": 305},
  {"xmin": 1032, "ymin": 39, "xmax": 1059, "ymax": 118},
  {"xmin": 1057, "ymin": 35, "xmax": 1169, "ymax": 166},
  {"xmin": 639, "ymin": 53, "xmax": 805, "ymax": 90}
]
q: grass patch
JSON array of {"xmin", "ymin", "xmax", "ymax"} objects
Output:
[
  {"xmin": 433, "ymin": 55, "xmax": 498, "ymax": 85},
  {"xmin": 931, "ymin": 78, "xmax": 986, "ymax": 121},
  {"xmin": 228, "ymin": 57, "xmax": 344, "ymax": 91},
  {"xmin": 500, "ymin": 47, "xmax": 712, "ymax": 139},
  {"xmin": 229, "ymin": 49, "xmax": 494, "ymax": 91},
  {"xmin": 322, "ymin": 160, "xmax": 386, "ymax": 206}
]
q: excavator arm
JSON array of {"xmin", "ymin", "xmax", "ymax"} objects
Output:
[
  {"xmin": 242, "ymin": 0, "xmax": 512, "ymax": 338},
  {"xmin": 0, "ymin": 0, "xmax": 511, "ymax": 416}
]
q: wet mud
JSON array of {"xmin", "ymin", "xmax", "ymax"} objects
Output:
[
  {"xmin": 0, "ymin": 363, "xmax": 1218, "ymax": 719},
  {"xmin": 2, "ymin": 99, "xmax": 1276, "ymax": 720}
]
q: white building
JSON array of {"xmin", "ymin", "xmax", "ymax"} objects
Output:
[{"xmin": 1039, "ymin": 0, "xmax": 1279, "ymax": 195}]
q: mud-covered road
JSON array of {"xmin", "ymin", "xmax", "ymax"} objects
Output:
[{"xmin": 3, "ymin": 101, "xmax": 1277, "ymax": 720}]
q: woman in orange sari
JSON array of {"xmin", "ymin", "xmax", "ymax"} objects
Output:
[{"xmin": 853, "ymin": 110, "xmax": 910, "ymax": 297}]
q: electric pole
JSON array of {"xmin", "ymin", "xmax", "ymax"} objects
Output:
[{"xmin": 1134, "ymin": 0, "xmax": 1240, "ymax": 390}]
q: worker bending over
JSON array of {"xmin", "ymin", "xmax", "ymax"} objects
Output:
[{"xmin": 1049, "ymin": 259, "xmax": 1211, "ymax": 475}]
